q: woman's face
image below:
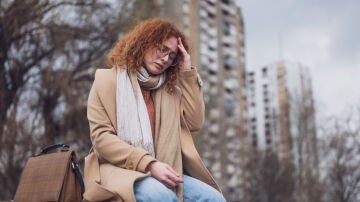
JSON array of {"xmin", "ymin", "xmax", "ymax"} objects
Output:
[{"xmin": 143, "ymin": 36, "xmax": 178, "ymax": 75}]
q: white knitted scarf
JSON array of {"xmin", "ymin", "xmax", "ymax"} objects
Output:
[{"xmin": 116, "ymin": 68, "xmax": 156, "ymax": 156}]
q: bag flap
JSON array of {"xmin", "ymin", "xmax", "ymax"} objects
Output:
[{"xmin": 14, "ymin": 151, "xmax": 72, "ymax": 201}]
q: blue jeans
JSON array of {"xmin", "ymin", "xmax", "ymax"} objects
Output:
[{"xmin": 134, "ymin": 175, "xmax": 226, "ymax": 202}]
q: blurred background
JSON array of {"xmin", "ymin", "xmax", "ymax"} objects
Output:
[{"xmin": 0, "ymin": 0, "xmax": 359, "ymax": 201}]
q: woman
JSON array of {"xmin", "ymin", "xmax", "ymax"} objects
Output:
[{"xmin": 84, "ymin": 18, "xmax": 225, "ymax": 202}]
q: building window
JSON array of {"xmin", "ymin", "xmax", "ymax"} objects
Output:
[
  {"xmin": 265, "ymin": 130, "xmax": 271, "ymax": 136},
  {"xmin": 222, "ymin": 9, "xmax": 230, "ymax": 16},
  {"xmin": 208, "ymin": 11, "xmax": 215, "ymax": 19},
  {"xmin": 224, "ymin": 64, "xmax": 231, "ymax": 70},
  {"xmin": 264, "ymin": 107, "xmax": 269, "ymax": 112},
  {"xmin": 208, "ymin": 69, "xmax": 216, "ymax": 75},
  {"xmin": 262, "ymin": 67, "xmax": 267, "ymax": 73},
  {"xmin": 223, "ymin": 42, "xmax": 230, "ymax": 47},
  {"xmin": 265, "ymin": 123, "xmax": 270, "ymax": 129},
  {"xmin": 252, "ymin": 140, "xmax": 257, "ymax": 147},
  {"xmin": 222, "ymin": 0, "xmax": 230, "ymax": 5}
]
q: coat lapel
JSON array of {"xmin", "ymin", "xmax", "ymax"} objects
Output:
[{"xmin": 96, "ymin": 67, "xmax": 118, "ymax": 133}]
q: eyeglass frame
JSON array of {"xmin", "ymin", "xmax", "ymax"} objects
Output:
[{"xmin": 154, "ymin": 44, "xmax": 179, "ymax": 67}]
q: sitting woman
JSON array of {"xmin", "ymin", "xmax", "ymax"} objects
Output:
[{"xmin": 84, "ymin": 18, "xmax": 226, "ymax": 202}]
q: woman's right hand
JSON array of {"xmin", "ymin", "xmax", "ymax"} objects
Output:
[{"xmin": 147, "ymin": 161, "xmax": 183, "ymax": 188}]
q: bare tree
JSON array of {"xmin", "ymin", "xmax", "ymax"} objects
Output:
[
  {"xmin": 246, "ymin": 151, "xmax": 264, "ymax": 202},
  {"xmin": 246, "ymin": 150, "xmax": 296, "ymax": 202},
  {"xmin": 262, "ymin": 151, "xmax": 296, "ymax": 202},
  {"xmin": 321, "ymin": 107, "xmax": 360, "ymax": 202},
  {"xmin": 287, "ymin": 67, "xmax": 323, "ymax": 202},
  {"xmin": 0, "ymin": 0, "xmax": 134, "ymax": 199}
]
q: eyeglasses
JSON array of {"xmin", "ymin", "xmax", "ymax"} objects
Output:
[{"xmin": 155, "ymin": 44, "xmax": 178, "ymax": 66}]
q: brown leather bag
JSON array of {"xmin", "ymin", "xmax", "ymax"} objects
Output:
[{"xmin": 13, "ymin": 144, "xmax": 85, "ymax": 202}]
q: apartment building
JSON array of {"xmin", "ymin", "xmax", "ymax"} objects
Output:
[
  {"xmin": 182, "ymin": 1, "xmax": 247, "ymax": 201},
  {"xmin": 246, "ymin": 61, "xmax": 319, "ymax": 177},
  {"xmin": 134, "ymin": 0, "xmax": 247, "ymax": 200}
]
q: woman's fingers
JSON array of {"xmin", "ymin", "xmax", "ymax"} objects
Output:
[
  {"xmin": 164, "ymin": 165, "xmax": 183, "ymax": 184},
  {"xmin": 177, "ymin": 37, "xmax": 191, "ymax": 70},
  {"xmin": 162, "ymin": 176, "xmax": 177, "ymax": 188},
  {"xmin": 166, "ymin": 164, "xmax": 180, "ymax": 176},
  {"xmin": 166, "ymin": 165, "xmax": 183, "ymax": 182},
  {"xmin": 178, "ymin": 37, "xmax": 184, "ymax": 49},
  {"xmin": 167, "ymin": 172, "xmax": 183, "ymax": 184},
  {"xmin": 177, "ymin": 37, "xmax": 187, "ymax": 54},
  {"xmin": 168, "ymin": 175, "xmax": 183, "ymax": 185},
  {"xmin": 164, "ymin": 174, "xmax": 182, "ymax": 188},
  {"xmin": 149, "ymin": 162, "xmax": 183, "ymax": 188}
]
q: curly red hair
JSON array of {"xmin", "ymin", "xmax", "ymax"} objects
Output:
[{"xmin": 108, "ymin": 18, "xmax": 189, "ymax": 93}]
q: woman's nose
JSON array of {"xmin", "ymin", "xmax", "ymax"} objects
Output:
[{"xmin": 160, "ymin": 54, "xmax": 170, "ymax": 62}]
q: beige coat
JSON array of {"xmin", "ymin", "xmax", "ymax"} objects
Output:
[{"xmin": 84, "ymin": 67, "xmax": 221, "ymax": 201}]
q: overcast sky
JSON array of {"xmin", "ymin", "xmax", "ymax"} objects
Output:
[{"xmin": 235, "ymin": 0, "xmax": 360, "ymax": 122}]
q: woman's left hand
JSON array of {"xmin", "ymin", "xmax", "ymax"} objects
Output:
[{"xmin": 177, "ymin": 37, "xmax": 191, "ymax": 71}]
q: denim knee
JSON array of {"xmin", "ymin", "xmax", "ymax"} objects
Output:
[
  {"xmin": 184, "ymin": 190, "xmax": 226, "ymax": 202},
  {"xmin": 138, "ymin": 189, "xmax": 178, "ymax": 202},
  {"xmin": 183, "ymin": 175, "xmax": 226, "ymax": 202},
  {"xmin": 134, "ymin": 177, "xmax": 178, "ymax": 202},
  {"xmin": 205, "ymin": 191, "xmax": 226, "ymax": 202}
]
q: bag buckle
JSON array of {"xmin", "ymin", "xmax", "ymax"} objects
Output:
[{"xmin": 71, "ymin": 162, "xmax": 78, "ymax": 170}]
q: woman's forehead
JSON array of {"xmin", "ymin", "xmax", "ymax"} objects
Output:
[{"xmin": 162, "ymin": 36, "xmax": 178, "ymax": 52}]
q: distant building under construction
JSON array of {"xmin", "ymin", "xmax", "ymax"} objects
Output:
[{"xmin": 246, "ymin": 61, "xmax": 319, "ymax": 181}]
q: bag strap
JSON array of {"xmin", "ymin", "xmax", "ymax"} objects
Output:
[
  {"xmin": 37, "ymin": 144, "xmax": 70, "ymax": 156},
  {"xmin": 71, "ymin": 158, "xmax": 85, "ymax": 195}
]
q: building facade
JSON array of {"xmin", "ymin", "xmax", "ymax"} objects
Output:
[
  {"xmin": 246, "ymin": 61, "xmax": 319, "ymax": 183},
  {"xmin": 134, "ymin": 0, "xmax": 247, "ymax": 201},
  {"xmin": 131, "ymin": 1, "xmax": 320, "ymax": 201},
  {"xmin": 181, "ymin": 1, "xmax": 247, "ymax": 201}
]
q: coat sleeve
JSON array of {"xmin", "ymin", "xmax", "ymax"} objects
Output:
[
  {"xmin": 178, "ymin": 67, "xmax": 205, "ymax": 132},
  {"xmin": 87, "ymin": 72, "xmax": 156, "ymax": 173}
]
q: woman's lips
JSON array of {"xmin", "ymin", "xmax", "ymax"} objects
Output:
[{"xmin": 154, "ymin": 62, "xmax": 163, "ymax": 70}]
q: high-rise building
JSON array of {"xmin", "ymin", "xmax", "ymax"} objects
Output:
[
  {"xmin": 133, "ymin": 0, "xmax": 247, "ymax": 200},
  {"xmin": 131, "ymin": 1, "xmax": 319, "ymax": 201},
  {"xmin": 246, "ymin": 71, "xmax": 258, "ymax": 150},
  {"xmin": 181, "ymin": 1, "xmax": 247, "ymax": 201},
  {"xmin": 246, "ymin": 60, "xmax": 319, "ymax": 177}
]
